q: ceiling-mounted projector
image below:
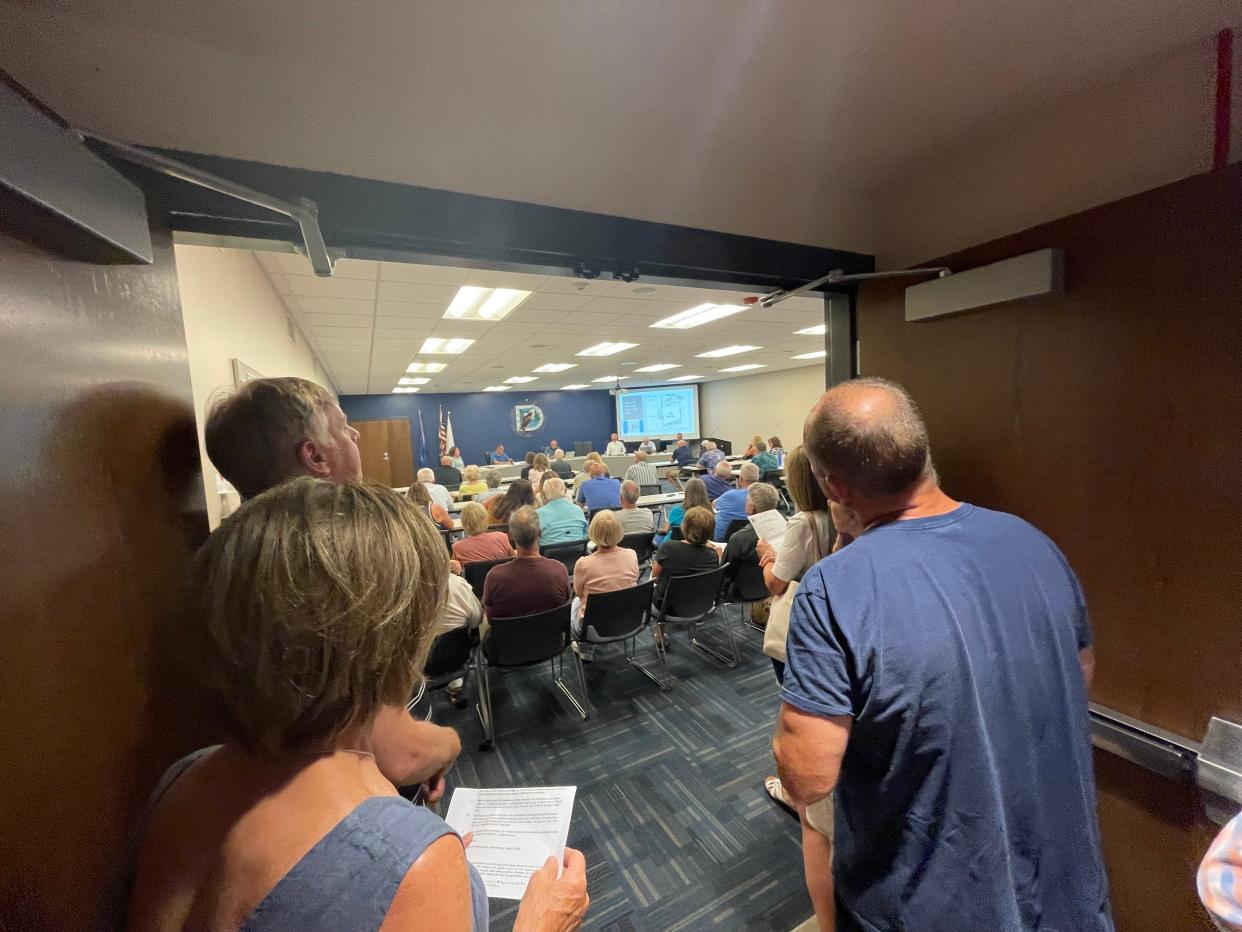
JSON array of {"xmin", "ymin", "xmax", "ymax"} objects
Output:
[{"xmin": 608, "ymin": 378, "xmax": 628, "ymax": 396}]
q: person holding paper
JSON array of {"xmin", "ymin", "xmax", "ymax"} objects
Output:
[
  {"xmin": 721, "ymin": 482, "xmax": 782, "ymax": 585},
  {"xmin": 126, "ymin": 479, "xmax": 590, "ymax": 931},
  {"xmin": 713, "ymin": 461, "xmax": 760, "ymax": 539}
]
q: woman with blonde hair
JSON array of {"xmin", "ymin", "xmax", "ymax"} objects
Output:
[
  {"xmin": 528, "ymin": 452, "xmax": 551, "ymax": 492},
  {"xmin": 451, "ymin": 501, "xmax": 513, "ymax": 565},
  {"xmin": 569, "ymin": 509, "xmax": 639, "ymax": 660},
  {"xmin": 582, "ymin": 450, "xmax": 610, "ymax": 477},
  {"xmin": 743, "ymin": 434, "xmax": 764, "ymax": 458},
  {"xmin": 126, "ymin": 479, "xmax": 588, "ymax": 930},
  {"xmin": 457, "ymin": 464, "xmax": 487, "ymax": 497},
  {"xmin": 656, "ymin": 476, "xmax": 709, "ymax": 544},
  {"xmin": 406, "ymin": 477, "xmax": 453, "ymax": 531}
]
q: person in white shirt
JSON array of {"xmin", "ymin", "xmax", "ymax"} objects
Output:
[
  {"xmin": 417, "ymin": 467, "xmax": 453, "ymax": 512},
  {"xmin": 637, "ymin": 437, "xmax": 657, "ymax": 455},
  {"xmin": 605, "ymin": 432, "xmax": 627, "ymax": 456},
  {"xmin": 623, "ymin": 450, "xmax": 659, "ymax": 488},
  {"xmin": 433, "ymin": 573, "xmax": 483, "ymax": 705},
  {"xmin": 616, "ymin": 480, "xmax": 655, "ymax": 535}
]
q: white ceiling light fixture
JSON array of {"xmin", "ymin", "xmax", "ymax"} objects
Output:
[
  {"xmin": 398, "ymin": 376, "xmax": 430, "ymax": 385},
  {"xmin": 391, "ymin": 386, "xmax": 421, "ymax": 393},
  {"xmin": 634, "ymin": 363, "xmax": 680, "ymax": 373},
  {"xmin": 665, "ymin": 374, "xmax": 703, "ymax": 382},
  {"xmin": 592, "ymin": 375, "xmax": 628, "ymax": 383},
  {"xmin": 719, "ymin": 364, "xmax": 767, "ymax": 372},
  {"xmin": 696, "ymin": 345, "xmax": 761, "ymax": 358},
  {"xmin": 792, "ymin": 350, "xmax": 827, "ymax": 359},
  {"xmin": 504, "ymin": 376, "xmax": 538, "ymax": 383},
  {"xmin": 561, "ymin": 383, "xmax": 590, "ymax": 390},
  {"xmin": 650, "ymin": 303, "xmax": 746, "ymax": 330},
  {"xmin": 406, "ymin": 361, "xmax": 447, "ymax": 373},
  {"xmin": 577, "ymin": 341, "xmax": 638, "ymax": 357},
  {"xmin": 482, "ymin": 385, "xmax": 511, "ymax": 392},
  {"xmin": 420, "ymin": 337, "xmax": 475, "ymax": 354},
  {"xmin": 533, "ymin": 363, "xmax": 576, "ymax": 373},
  {"xmin": 795, "ymin": 324, "xmax": 827, "ymax": 335},
  {"xmin": 443, "ymin": 285, "xmax": 533, "ymax": 321}
]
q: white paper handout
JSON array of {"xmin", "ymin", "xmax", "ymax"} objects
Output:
[
  {"xmin": 748, "ymin": 509, "xmax": 789, "ymax": 551},
  {"xmin": 444, "ymin": 786, "xmax": 577, "ymax": 900}
]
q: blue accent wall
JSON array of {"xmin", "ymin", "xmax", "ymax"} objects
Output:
[{"xmin": 339, "ymin": 390, "xmax": 617, "ymax": 468}]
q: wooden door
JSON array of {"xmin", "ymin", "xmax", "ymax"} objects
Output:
[{"xmin": 354, "ymin": 418, "xmax": 414, "ymax": 488}]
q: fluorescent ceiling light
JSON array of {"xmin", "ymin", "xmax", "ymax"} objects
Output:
[
  {"xmin": 650, "ymin": 303, "xmax": 745, "ymax": 330},
  {"xmin": 443, "ymin": 286, "xmax": 532, "ymax": 321},
  {"xmin": 420, "ymin": 337, "xmax": 475, "ymax": 354},
  {"xmin": 504, "ymin": 376, "xmax": 538, "ymax": 383},
  {"xmin": 634, "ymin": 363, "xmax": 680, "ymax": 372},
  {"xmin": 795, "ymin": 324, "xmax": 827, "ymax": 335},
  {"xmin": 719, "ymin": 364, "xmax": 767, "ymax": 372},
  {"xmin": 577, "ymin": 341, "xmax": 638, "ymax": 357},
  {"xmin": 533, "ymin": 363, "xmax": 576, "ymax": 373},
  {"xmin": 666, "ymin": 375, "xmax": 702, "ymax": 382},
  {"xmin": 592, "ymin": 375, "xmax": 628, "ymax": 383},
  {"xmin": 696, "ymin": 345, "xmax": 760, "ymax": 358},
  {"xmin": 406, "ymin": 361, "xmax": 447, "ymax": 373},
  {"xmin": 561, "ymin": 383, "xmax": 590, "ymax": 390},
  {"xmin": 391, "ymin": 386, "xmax": 421, "ymax": 393},
  {"xmin": 792, "ymin": 350, "xmax": 827, "ymax": 359},
  {"xmin": 482, "ymin": 385, "xmax": 510, "ymax": 392},
  {"xmin": 398, "ymin": 376, "xmax": 430, "ymax": 385}
]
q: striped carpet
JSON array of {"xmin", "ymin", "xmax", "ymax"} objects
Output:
[{"xmin": 423, "ymin": 609, "xmax": 812, "ymax": 931}]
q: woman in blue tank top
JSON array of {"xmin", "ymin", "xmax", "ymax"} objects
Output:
[{"xmin": 126, "ymin": 478, "xmax": 588, "ymax": 931}]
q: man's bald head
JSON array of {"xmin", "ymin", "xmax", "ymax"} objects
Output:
[{"xmin": 804, "ymin": 377, "xmax": 931, "ymax": 498}]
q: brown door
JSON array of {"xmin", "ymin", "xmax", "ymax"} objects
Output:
[
  {"xmin": 855, "ymin": 166, "xmax": 1242, "ymax": 931},
  {"xmin": 354, "ymin": 418, "xmax": 414, "ymax": 488}
]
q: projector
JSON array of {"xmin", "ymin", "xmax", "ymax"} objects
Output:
[{"xmin": 609, "ymin": 386, "xmax": 628, "ymax": 396}]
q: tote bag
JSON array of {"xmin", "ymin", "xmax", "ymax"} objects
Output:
[{"xmin": 762, "ymin": 514, "xmax": 827, "ymax": 663}]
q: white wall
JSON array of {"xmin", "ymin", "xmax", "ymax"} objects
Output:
[
  {"xmin": 699, "ymin": 365, "xmax": 825, "ymax": 454},
  {"xmin": 175, "ymin": 244, "xmax": 335, "ymax": 527}
]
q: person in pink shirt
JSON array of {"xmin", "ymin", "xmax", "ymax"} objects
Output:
[
  {"xmin": 451, "ymin": 502, "xmax": 513, "ymax": 565},
  {"xmin": 571, "ymin": 510, "xmax": 639, "ymax": 660}
]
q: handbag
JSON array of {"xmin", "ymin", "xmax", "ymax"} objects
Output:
[{"xmin": 762, "ymin": 514, "xmax": 827, "ymax": 663}]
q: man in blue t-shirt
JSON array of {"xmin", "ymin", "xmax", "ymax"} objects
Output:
[
  {"xmin": 702, "ymin": 460, "xmax": 735, "ymax": 501},
  {"xmin": 774, "ymin": 377, "xmax": 1111, "ymax": 932},
  {"xmin": 670, "ymin": 439, "xmax": 695, "ymax": 469},
  {"xmin": 713, "ymin": 461, "xmax": 758, "ymax": 540},
  {"xmin": 574, "ymin": 462, "xmax": 621, "ymax": 511}
]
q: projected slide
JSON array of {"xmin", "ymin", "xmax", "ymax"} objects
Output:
[{"xmin": 615, "ymin": 385, "xmax": 699, "ymax": 439}]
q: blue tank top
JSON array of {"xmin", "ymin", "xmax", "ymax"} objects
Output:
[{"xmin": 141, "ymin": 749, "xmax": 489, "ymax": 931}]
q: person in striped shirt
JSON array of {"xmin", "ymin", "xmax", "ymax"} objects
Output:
[
  {"xmin": 623, "ymin": 450, "xmax": 659, "ymax": 488},
  {"xmin": 1200, "ymin": 810, "xmax": 1242, "ymax": 930}
]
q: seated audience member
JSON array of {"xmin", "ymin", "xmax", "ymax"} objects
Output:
[
  {"xmin": 767, "ymin": 436, "xmax": 784, "ymax": 459},
  {"xmin": 743, "ymin": 434, "xmax": 763, "ymax": 458},
  {"xmin": 406, "ymin": 478, "xmax": 455, "ymax": 532},
  {"xmin": 722, "ymin": 481, "xmax": 780, "ymax": 580},
  {"xmin": 617, "ymin": 480, "xmax": 655, "ymax": 535},
  {"xmin": 434, "ymin": 572, "xmax": 484, "ymax": 705},
  {"xmin": 751, "ymin": 441, "xmax": 779, "ymax": 473},
  {"xmin": 637, "ymin": 436, "xmax": 657, "ymax": 455},
  {"xmin": 703, "ymin": 458, "xmax": 737, "ymax": 502},
  {"xmin": 543, "ymin": 439, "xmax": 560, "ymax": 456},
  {"xmin": 650, "ymin": 506, "xmax": 721, "ymax": 643},
  {"xmin": 537, "ymin": 476, "xmax": 588, "ymax": 545},
  {"xmin": 713, "ymin": 462, "xmax": 759, "ymax": 540},
  {"xmin": 519, "ymin": 451, "xmax": 537, "ymax": 479},
  {"xmin": 452, "ymin": 502, "xmax": 514, "ymax": 564},
  {"xmin": 550, "ymin": 448, "xmax": 573, "ymax": 477},
  {"xmin": 433, "ymin": 455, "xmax": 462, "ymax": 489},
  {"xmin": 773, "ymin": 377, "xmax": 1107, "ymax": 931},
  {"xmin": 664, "ymin": 466, "xmax": 684, "ymax": 491},
  {"xmin": 490, "ymin": 443, "xmax": 512, "ymax": 463},
  {"xmin": 126, "ymin": 479, "xmax": 589, "ymax": 930},
  {"xmin": 447, "ymin": 445, "xmax": 465, "ymax": 470},
  {"xmin": 487, "ymin": 478, "xmax": 535, "ymax": 524},
  {"xmin": 482, "ymin": 507, "xmax": 572, "ymax": 623},
  {"xmin": 575, "ymin": 462, "xmax": 622, "ymax": 512},
  {"xmin": 418, "ymin": 467, "xmax": 454, "ymax": 512},
  {"xmin": 623, "ymin": 450, "xmax": 659, "ymax": 487},
  {"xmin": 571, "ymin": 509, "xmax": 639, "ymax": 660},
  {"xmin": 1199, "ymin": 809, "xmax": 1242, "ymax": 931},
  {"xmin": 457, "ymin": 465, "xmax": 488, "ymax": 497},
  {"xmin": 528, "ymin": 452, "xmax": 551, "ymax": 490},
  {"xmin": 473, "ymin": 468, "xmax": 504, "ymax": 506},
  {"xmin": 202, "ymin": 375, "xmax": 459, "ymax": 796},
  {"xmin": 604, "ymin": 432, "xmax": 627, "ymax": 455},
  {"xmin": 670, "ymin": 439, "xmax": 695, "ymax": 469},
  {"xmin": 583, "ymin": 450, "xmax": 611, "ymax": 477},
  {"xmin": 657, "ymin": 477, "xmax": 710, "ymax": 543},
  {"xmin": 697, "ymin": 440, "xmax": 726, "ymax": 471}
]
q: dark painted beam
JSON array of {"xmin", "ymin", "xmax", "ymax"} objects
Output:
[{"xmin": 824, "ymin": 290, "xmax": 857, "ymax": 386}]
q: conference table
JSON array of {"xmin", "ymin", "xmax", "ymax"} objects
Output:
[{"xmin": 439, "ymin": 490, "xmax": 685, "ymax": 532}]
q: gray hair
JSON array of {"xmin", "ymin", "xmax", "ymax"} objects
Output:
[
  {"xmin": 703, "ymin": 440, "xmax": 716, "ymax": 451},
  {"xmin": 635, "ymin": 450, "xmax": 648, "ymax": 462},
  {"xmin": 738, "ymin": 462, "xmax": 760, "ymax": 484},
  {"xmin": 620, "ymin": 479, "xmax": 641, "ymax": 505},
  {"xmin": 553, "ymin": 448, "xmax": 565, "ymax": 459},
  {"xmin": 417, "ymin": 467, "xmax": 435, "ymax": 483},
  {"xmin": 714, "ymin": 460, "xmax": 733, "ymax": 478},
  {"xmin": 484, "ymin": 467, "xmax": 501, "ymax": 488},
  {"xmin": 747, "ymin": 482, "xmax": 779, "ymax": 513},
  {"xmin": 804, "ymin": 376, "xmax": 931, "ymax": 497},
  {"xmin": 541, "ymin": 475, "xmax": 567, "ymax": 500},
  {"xmin": 509, "ymin": 506, "xmax": 541, "ymax": 550}
]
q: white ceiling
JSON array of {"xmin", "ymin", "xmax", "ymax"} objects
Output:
[
  {"xmin": 254, "ymin": 251, "xmax": 827, "ymax": 395},
  {"xmin": 3, "ymin": 2, "xmax": 1236, "ymax": 253}
]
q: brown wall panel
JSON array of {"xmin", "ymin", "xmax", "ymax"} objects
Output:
[{"xmin": 0, "ymin": 227, "xmax": 211, "ymax": 930}]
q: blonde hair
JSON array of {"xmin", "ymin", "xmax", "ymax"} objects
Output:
[
  {"xmin": 406, "ymin": 481, "xmax": 431, "ymax": 507},
  {"xmin": 751, "ymin": 434, "xmax": 763, "ymax": 447},
  {"xmin": 463, "ymin": 464, "xmax": 481, "ymax": 482},
  {"xmin": 588, "ymin": 508, "xmax": 623, "ymax": 548},
  {"xmin": 533, "ymin": 453, "xmax": 549, "ymax": 470},
  {"xmin": 541, "ymin": 475, "xmax": 567, "ymax": 501},
  {"xmin": 460, "ymin": 501, "xmax": 489, "ymax": 536},
  {"xmin": 681, "ymin": 477, "xmax": 710, "ymax": 511},
  {"xmin": 681, "ymin": 506, "xmax": 715, "ymax": 546},
  {"xmin": 783, "ymin": 445, "xmax": 829, "ymax": 513},
  {"xmin": 193, "ymin": 478, "xmax": 447, "ymax": 753},
  {"xmin": 584, "ymin": 451, "xmax": 604, "ymax": 466}
]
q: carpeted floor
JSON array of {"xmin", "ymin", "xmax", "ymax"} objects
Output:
[{"xmin": 421, "ymin": 608, "xmax": 811, "ymax": 931}]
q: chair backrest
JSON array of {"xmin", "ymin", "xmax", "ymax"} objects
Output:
[
  {"xmin": 439, "ymin": 528, "xmax": 454, "ymax": 557},
  {"xmin": 618, "ymin": 531, "xmax": 655, "ymax": 563},
  {"xmin": 581, "ymin": 580, "xmax": 655, "ymax": 642},
  {"xmin": 541, "ymin": 539, "xmax": 588, "ymax": 576},
  {"xmin": 657, "ymin": 563, "xmax": 729, "ymax": 620},
  {"xmin": 485, "ymin": 601, "xmax": 572, "ymax": 667},
  {"xmin": 586, "ymin": 506, "xmax": 621, "ymax": 523},
  {"xmin": 423, "ymin": 624, "xmax": 478, "ymax": 685},
  {"xmin": 724, "ymin": 518, "xmax": 749, "ymax": 541},
  {"xmin": 668, "ymin": 525, "xmax": 684, "ymax": 541},
  {"xmin": 727, "ymin": 561, "xmax": 769, "ymax": 603},
  {"xmin": 463, "ymin": 556, "xmax": 515, "ymax": 599},
  {"xmin": 761, "ymin": 469, "xmax": 783, "ymax": 486},
  {"xmin": 639, "ymin": 483, "xmax": 661, "ymax": 497}
]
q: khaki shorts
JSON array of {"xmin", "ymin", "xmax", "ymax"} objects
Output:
[{"xmin": 803, "ymin": 795, "xmax": 834, "ymax": 840}]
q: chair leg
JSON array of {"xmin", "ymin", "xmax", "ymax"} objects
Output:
[
  {"xmin": 690, "ymin": 609, "xmax": 739, "ymax": 668},
  {"xmin": 552, "ymin": 650, "xmax": 590, "ymax": 720},
  {"xmin": 475, "ymin": 655, "xmax": 495, "ymax": 751},
  {"xmin": 626, "ymin": 632, "xmax": 671, "ymax": 691}
]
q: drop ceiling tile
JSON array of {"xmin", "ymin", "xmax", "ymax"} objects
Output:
[
  {"xmin": 521, "ymin": 292, "xmax": 593, "ymax": 312},
  {"xmin": 537, "ymin": 277, "xmax": 612, "ymax": 296},
  {"xmin": 298, "ymin": 296, "xmax": 374, "ymax": 317},
  {"xmin": 254, "ymin": 251, "xmax": 318, "ymax": 276},
  {"xmin": 377, "ymin": 281, "xmax": 458, "ymax": 304},
  {"xmin": 296, "ymin": 312, "xmax": 374, "ymax": 328},
  {"xmin": 332, "ymin": 259, "xmax": 379, "ymax": 280},
  {"xmin": 285, "ymin": 276, "xmax": 376, "ymax": 300}
]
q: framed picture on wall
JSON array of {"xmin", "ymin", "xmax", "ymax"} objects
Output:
[
  {"xmin": 231, "ymin": 358, "xmax": 263, "ymax": 388},
  {"xmin": 513, "ymin": 403, "xmax": 544, "ymax": 435}
]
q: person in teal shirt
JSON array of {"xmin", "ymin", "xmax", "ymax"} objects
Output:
[
  {"xmin": 537, "ymin": 476, "xmax": 588, "ymax": 544},
  {"xmin": 751, "ymin": 441, "xmax": 779, "ymax": 473},
  {"xmin": 655, "ymin": 476, "xmax": 711, "ymax": 545}
]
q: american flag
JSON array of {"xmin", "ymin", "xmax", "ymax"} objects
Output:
[{"xmin": 438, "ymin": 405, "xmax": 446, "ymax": 457}]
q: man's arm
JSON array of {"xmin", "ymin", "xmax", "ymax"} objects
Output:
[
  {"xmin": 773, "ymin": 703, "xmax": 852, "ymax": 807},
  {"xmin": 1078, "ymin": 646, "xmax": 1095, "ymax": 691},
  {"xmin": 372, "ymin": 704, "xmax": 461, "ymax": 794}
]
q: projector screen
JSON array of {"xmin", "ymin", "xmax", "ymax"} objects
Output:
[{"xmin": 614, "ymin": 385, "xmax": 700, "ymax": 440}]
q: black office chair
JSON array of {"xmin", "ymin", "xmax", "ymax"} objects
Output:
[
  {"xmin": 439, "ymin": 528, "xmax": 454, "ymax": 557},
  {"xmin": 639, "ymin": 483, "xmax": 661, "ymax": 497},
  {"xmin": 541, "ymin": 539, "xmax": 588, "ymax": 577},
  {"xmin": 477, "ymin": 602, "xmax": 586, "ymax": 750},
  {"xmin": 586, "ymin": 506, "xmax": 621, "ymax": 523},
  {"xmin": 463, "ymin": 556, "xmax": 514, "ymax": 600},
  {"xmin": 618, "ymin": 530, "xmax": 656, "ymax": 565},
  {"xmin": 667, "ymin": 525, "xmax": 684, "ymax": 541},
  {"xmin": 723, "ymin": 518, "xmax": 749, "ymax": 541},
  {"xmin": 650, "ymin": 563, "xmax": 735, "ymax": 668},
  {"xmin": 722, "ymin": 562, "xmax": 771, "ymax": 634},
  {"xmin": 415, "ymin": 624, "xmax": 479, "ymax": 712},
  {"xmin": 574, "ymin": 580, "xmax": 664, "ymax": 702},
  {"xmin": 761, "ymin": 469, "xmax": 790, "ymax": 510}
]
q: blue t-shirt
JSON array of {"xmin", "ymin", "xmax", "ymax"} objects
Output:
[
  {"xmin": 671, "ymin": 446, "xmax": 694, "ymax": 467},
  {"xmin": 537, "ymin": 497, "xmax": 588, "ymax": 545},
  {"xmin": 782, "ymin": 504, "xmax": 1111, "ymax": 932},
  {"xmin": 702, "ymin": 474, "xmax": 734, "ymax": 501},
  {"xmin": 712, "ymin": 488, "xmax": 748, "ymax": 541},
  {"xmin": 576, "ymin": 476, "xmax": 621, "ymax": 511}
]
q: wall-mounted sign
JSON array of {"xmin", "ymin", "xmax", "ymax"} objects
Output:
[{"xmin": 513, "ymin": 403, "xmax": 544, "ymax": 435}]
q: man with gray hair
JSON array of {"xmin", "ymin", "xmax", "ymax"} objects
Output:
[
  {"xmin": 712, "ymin": 460, "xmax": 759, "ymax": 539},
  {"xmin": 549, "ymin": 447, "xmax": 573, "ymax": 478},
  {"xmin": 721, "ymin": 481, "xmax": 780, "ymax": 583},
  {"xmin": 623, "ymin": 449, "xmax": 658, "ymax": 487},
  {"xmin": 697, "ymin": 439, "xmax": 725, "ymax": 471},
  {"xmin": 616, "ymin": 479, "xmax": 655, "ymax": 535},
  {"xmin": 702, "ymin": 457, "xmax": 736, "ymax": 502},
  {"xmin": 773, "ymin": 377, "xmax": 1108, "ymax": 931},
  {"xmin": 472, "ymin": 467, "xmax": 504, "ymax": 506},
  {"xmin": 481, "ymin": 506, "xmax": 571, "ymax": 624},
  {"xmin": 418, "ymin": 466, "xmax": 453, "ymax": 511}
]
